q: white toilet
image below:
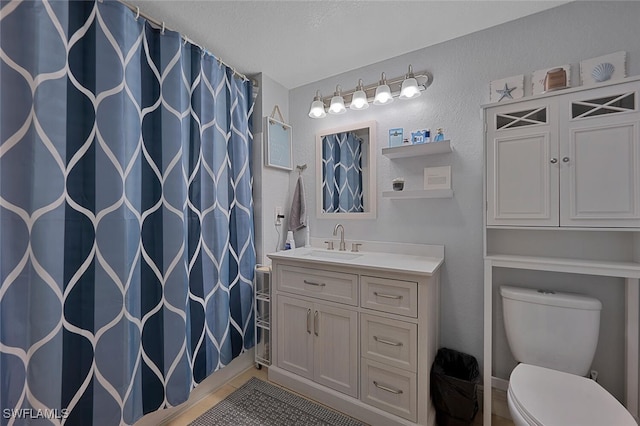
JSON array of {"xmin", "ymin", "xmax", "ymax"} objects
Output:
[{"xmin": 500, "ymin": 285, "xmax": 636, "ymax": 426}]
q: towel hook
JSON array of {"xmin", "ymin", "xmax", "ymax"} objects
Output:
[
  {"xmin": 296, "ymin": 164, "xmax": 307, "ymax": 175},
  {"xmin": 161, "ymin": 21, "xmax": 165, "ymax": 34},
  {"xmin": 135, "ymin": 7, "xmax": 140, "ymax": 20}
]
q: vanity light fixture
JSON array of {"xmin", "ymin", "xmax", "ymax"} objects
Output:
[
  {"xmin": 328, "ymin": 85, "xmax": 346, "ymax": 115},
  {"xmin": 308, "ymin": 90, "xmax": 327, "ymax": 118},
  {"xmin": 350, "ymin": 79, "xmax": 369, "ymax": 110},
  {"xmin": 308, "ymin": 65, "xmax": 431, "ymax": 119},
  {"xmin": 373, "ymin": 73, "xmax": 393, "ymax": 105},
  {"xmin": 399, "ymin": 65, "xmax": 421, "ymax": 99}
]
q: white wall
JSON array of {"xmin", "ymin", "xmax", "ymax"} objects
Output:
[
  {"xmin": 286, "ymin": 1, "xmax": 640, "ymax": 400},
  {"xmin": 252, "ymin": 73, "xmax": 292, "ymax": 265}
]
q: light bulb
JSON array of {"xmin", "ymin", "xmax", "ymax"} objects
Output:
[
  {"xmin": 399, "ymin": 65, "xmax": 421, "ymax": 99},
  {"xmin": 399, "ymin": 78, "xmax": 421, "ymax": 99},
  {"xmin": 308, "ymin": 90, "xmax": 326, "ymax": 118},
  {"xmin": 374, "ymin": 84, "xmax": 393, "ymax": 105},
  {"xmin": 309, "ymin": 100, "xmax": 326, "ymax": 118},
  {"xmin": 373, "ymin": 73, "xmax": 394, "ymax": 105},
  {"xmin": 349, "ymin": 79, "xmax": 369, "ymax": 110},
  {"xmin": 328, "ymin": 85, "xmax": 346, "ymax": 114},
  {"xmin": 350, "ymin": 91, "xmax": 369, "ymax": 110},
  {"xmin": 329, "ymin": 96, "xmax": 346, "ymax": 114}
]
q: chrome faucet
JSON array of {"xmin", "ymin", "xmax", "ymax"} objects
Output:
[{"xmin": 333, "ymin": 223, "xmax": 346, "ymax": 251}]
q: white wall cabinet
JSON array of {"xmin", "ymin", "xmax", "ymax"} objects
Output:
[
  {"xmin": 486, "ymin": 80, "xmax": 640, "ymax": 228},
  {"xmin": 483, "ymin": 77, "xmax": 640, "ymax": 426}
]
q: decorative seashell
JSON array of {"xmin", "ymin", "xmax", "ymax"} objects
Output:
[{"xmin": 591, "ymin": 62, "xmax": 615, "ymax": 82}]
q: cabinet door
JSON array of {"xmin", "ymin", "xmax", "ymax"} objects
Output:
[
  {"xmin": 486, "ymin": 100, "xmax": 559, "ymax": 226},
  {"xmin": 560, "ymin": 84, "xmax": 640, "ymax": 227},
  {"xmin": 313, "ymin": 303, "xmax": 359, "ymax": 397},
  {"xmin": 277, "ymin": 295, "xmax": 314, "ymax": 379}
]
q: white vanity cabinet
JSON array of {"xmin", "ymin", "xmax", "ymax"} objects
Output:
[
  {"xmin": 267, "ymin": 246, "xmax": 443, "ymax": 426},
  {"xmin": 486, "ymin": 79, "xmax": 640, "ymax": 227},
  {"xmin": 277, "ymin": 294, "xmax": 359, "ymax": 397}
]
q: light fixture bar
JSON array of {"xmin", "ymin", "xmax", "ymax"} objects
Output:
[{"xmin": 316, "ymin": 69, "xmax": 432, "ymax": 108}]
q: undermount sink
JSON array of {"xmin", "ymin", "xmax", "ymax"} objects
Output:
[{"xmin": 305, "ymin": 250, "xmax": 362, "ymax": 260}]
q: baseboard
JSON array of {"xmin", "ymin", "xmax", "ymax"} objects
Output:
[
  {"xmin": 477, "ymin": 384, "xmax": 512, "ymax": 421},
  {"xmin": 135, "ymin": 349, "xmax": 255, "ymax": 426}
]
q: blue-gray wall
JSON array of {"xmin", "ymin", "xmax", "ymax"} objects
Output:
[{"xmin": 287, "ymin": 1, "xmax": 640, "ymax": 400}]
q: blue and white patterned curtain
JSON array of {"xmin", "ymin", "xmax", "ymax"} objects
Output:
[
  {"xmin": 0, "ymin": 1, "xmax": 255, "ymax": 424},
  {"xmin": 321, "ymin": 132, "xmax": 363, "ymax": 213}
]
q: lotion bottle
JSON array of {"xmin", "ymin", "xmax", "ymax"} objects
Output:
[{"xmin": 285, "ymin": 231, "xmax": 296, "ymax": 250}]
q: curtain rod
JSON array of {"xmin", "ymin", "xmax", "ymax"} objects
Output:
[{"xmin": 115, "ymin": 0, "xmax": 256, "ymax": 86}]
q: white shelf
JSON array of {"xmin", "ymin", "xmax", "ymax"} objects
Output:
[
  {"xmin": 485, "ymin": 254, "xmax": 640, "ymax": 278},
  {"xmin": 254, "ymin": 264, "xmax": 271, "ymax": 367},
  {"xmin": 382, "ymin": 140, "xmax": 451, "ymax": 158},
  {"xmin": 382, "ymin": 189, "xmax": 454, "ymax": 199}
]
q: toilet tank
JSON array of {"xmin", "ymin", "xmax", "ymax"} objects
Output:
[{"xmin": 500, "ymin": 286, "xmax": 602, "ymax": 376}]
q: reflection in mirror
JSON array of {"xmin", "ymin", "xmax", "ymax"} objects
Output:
[
  {"xmin": 316, "ymin": 121, "xmax": 376, "ymax": 219},
  {"xmin": 322, "ymin": 131, "xmax": 363, "ymax": 212}
]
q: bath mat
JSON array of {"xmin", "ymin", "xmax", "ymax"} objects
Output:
[{"xmin": 189, "ymin": 377, "xmax": 367, "ymax": 426}]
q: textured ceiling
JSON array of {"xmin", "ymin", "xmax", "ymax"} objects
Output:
[{"xmin": 129, "ymin": 1, "xmax": 567, "ymax": 89}]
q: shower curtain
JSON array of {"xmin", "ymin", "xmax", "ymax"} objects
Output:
[
  {"xmin": 0, "ymin": 1, "xmax": 255, "ymax": 424},
  {"xmin": 321, "ymin": 132, "xmax": 364, "ymax": 213}
]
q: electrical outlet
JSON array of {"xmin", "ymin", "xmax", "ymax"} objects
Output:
[{"xmin": 274, "ymin": 206, "xmax": 283, "ymax": 226}]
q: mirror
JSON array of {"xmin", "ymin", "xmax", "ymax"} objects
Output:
[{"xmin": 316, "ymin": 121, "xmax": 376, "ymax": 219}]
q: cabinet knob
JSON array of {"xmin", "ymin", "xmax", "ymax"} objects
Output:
[
  {"xmin": 550, "ymin": 158, "xmax": 558, "ymax": 164},
  {"xmin": 562, "ymin": 157, "xmax": 570, "ymax": 163}
]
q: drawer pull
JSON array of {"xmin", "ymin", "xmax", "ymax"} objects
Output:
[
  {"xmin": 373, "ymin": 381, "xmax": 403, "ymax": 395},
  {"xmin": 304, "ymin": 279, "xmax": 326, "ymax": 287},
  {"xmin": 373, "ymin": 291, "xmax": 402, "ymax": 300},
  {"xmin": 306, "ymin": 309, "xmax": 311, "ymax": 334},
  {"xmin": 373, "ymin": 336, "xmax": 403, "ymax": 347}
]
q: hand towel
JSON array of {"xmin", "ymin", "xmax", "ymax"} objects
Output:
[{"xmin": 289, "ymin": 175, "xmax": 307, "ymax": 231}]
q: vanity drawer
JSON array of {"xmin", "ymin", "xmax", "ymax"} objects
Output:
[
  {"xmin": 361, "ymin": 314, "xmax": 417, "ymax": 372},
  {"xmin": 360, "ymin": 359, "xmax": 417, "ymax": 422},
  {"xmin": 361, "ymin": 276, "xmax": 418, "ymax": 317},
  {"xmin": 277, "ymin": 265, "xmax": 358, "ymax": 306}
]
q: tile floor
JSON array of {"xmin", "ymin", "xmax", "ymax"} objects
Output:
[{"xmin": 166, "ymin": 367, "xmax": 514, "ymax": 426}]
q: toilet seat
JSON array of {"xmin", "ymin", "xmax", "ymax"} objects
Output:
[{"xmin": 508, "ymin": 364, "xmax": 636, "ymax": 426}]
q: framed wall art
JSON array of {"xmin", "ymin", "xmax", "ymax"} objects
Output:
[
  {"xmin": 580, "ymin": 51, "xmax": 626, "ymax": 86},
  {"xmin": 265, "ymin": 116, "xmax": 293, "ymax": 171},
  {"xmin": 490, "ymin": 75, "xmax": 524, "ymax": 103}
]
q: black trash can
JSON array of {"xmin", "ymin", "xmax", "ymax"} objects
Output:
[{"xmin": 430, "ymin": 347, "xmax": 481, "ymax": 426}]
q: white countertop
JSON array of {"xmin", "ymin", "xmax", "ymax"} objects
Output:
[{"xmin": 267, "ymin": 245, "xmax": 444, "ymax": 276}]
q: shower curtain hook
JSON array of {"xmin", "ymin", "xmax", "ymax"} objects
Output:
[{"xmin": 135, "ymin": 7, "xmax": 140, "ymax": 20}]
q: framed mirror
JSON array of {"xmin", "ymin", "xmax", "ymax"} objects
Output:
[{"xmin": 316, "ymin": 121, "xmax": 377, "ymax": 219}]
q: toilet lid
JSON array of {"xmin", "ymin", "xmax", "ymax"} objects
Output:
[{"xmin": 509, "ymin": 364, "xmax": 636, "ymax": 426}]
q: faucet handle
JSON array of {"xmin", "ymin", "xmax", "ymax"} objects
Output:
[
  {"xmin": 324, "ymin": 240, "xmax": 334, "ymax": 250},
  {"xmin": 351, "ymin": 243, "xmax": 362, "ymax": 253}
]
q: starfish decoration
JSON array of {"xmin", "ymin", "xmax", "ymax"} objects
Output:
[{"xmin": 496, "ymin": 83, "xmax": 516, "ymax": 101}]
